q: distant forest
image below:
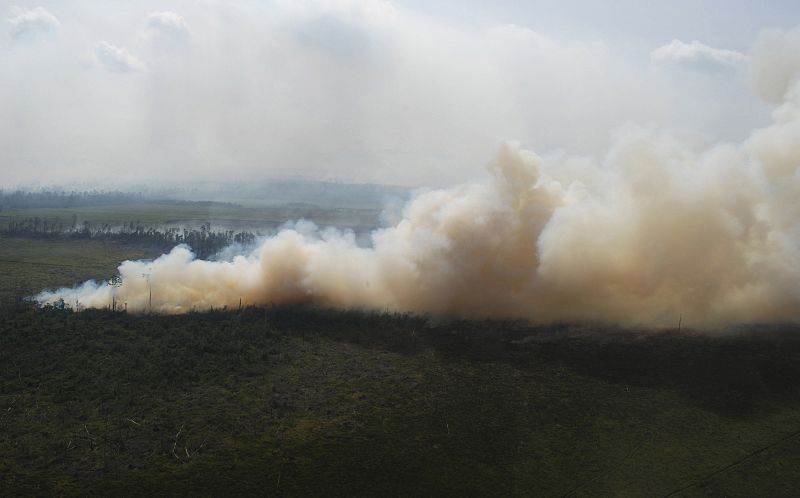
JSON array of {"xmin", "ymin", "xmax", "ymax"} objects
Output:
[
  {"xmin": 0, "ymin": 183, "xmax": 400, "ymax": 258},
  {"xmin": 0, "ymin": 181, "xmax": 409, "ymax": 210},
  {"xmin": 0, "ymin": 189, "xmax": 145, "ymax": 209},
  {"xmin": 0, "ymin": 189, "xmax": 236, "ymax": 210},
  {"xmin": 2, "ymin": 218, "xmax": 257, "ymax": 259}
]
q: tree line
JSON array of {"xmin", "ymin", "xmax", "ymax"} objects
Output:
[
  {"xmin": 0, "ymin": 189, "xmax": 239, "ymax": 210},
  {"xmin": 0, "ymin": 189, "xmax": 149, "ymax": 209},
  {"xmin": 2, "ymin": 217, "xmax": 258, "ymax": 259}
]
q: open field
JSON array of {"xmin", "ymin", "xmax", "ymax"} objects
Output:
[
  {"xmin": 1, "ymin": 234, "xmax": 800, "ymax": 496},
  {"xmin": 0, "ymin": 237, "xmax": 161, "ymax": 305}
]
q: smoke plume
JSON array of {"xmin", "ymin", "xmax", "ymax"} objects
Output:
[{"xmin": 36, "ymin": 29, "xmax": 800, "ymax": 326}]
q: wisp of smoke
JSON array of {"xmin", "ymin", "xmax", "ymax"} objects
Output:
[{"xmin": 36, "ymin": 29, "xmax": 800, "ymax": 326}]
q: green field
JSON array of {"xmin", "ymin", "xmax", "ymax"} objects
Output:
[
  {"xmin": 1, "ymin": 235, "xmax": 800, "ymax": 496},
  {"xmin": 0, "ymin": 237, "xmax": 160, "ymax": 305}
]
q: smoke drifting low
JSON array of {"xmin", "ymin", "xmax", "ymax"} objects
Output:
[{"xmin": 36, "ymin": 29, "xmax": 800, "ymax": 326}]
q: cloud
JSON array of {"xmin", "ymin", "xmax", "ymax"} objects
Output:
[
  {"xmin": 651, "ymin": 39, "xmax": 747, "ymax": 71},
  {"xmin": 7, "ymin": 6, "xmax": 60, "ymax": 40},
  {"xmin": 0, "ymin": 1, "xmax": 768, "ymax": 186},
  {"xmin": 95, "ymin": 41, "xmax": 145, "ymax": 72},
  {"xmin": 146, "ymin": 11, "xmax": 189, "ymax": 37}
]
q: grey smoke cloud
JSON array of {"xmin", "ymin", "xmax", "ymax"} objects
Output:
[
  {"xmin": 36, "ymin": 26, "xmax": 800, "ymax": 326},
  {"xmin": 751, "ymin": 27, "xmax": 800, "ymax": 103},
  {"xmin": 0, "ymin": 0, "xmax": 770, "ymax": 186}
]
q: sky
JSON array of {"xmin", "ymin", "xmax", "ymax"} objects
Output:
[{"xmin": 0, "ymin": 1, "xmax": 796, "ymax": 187}]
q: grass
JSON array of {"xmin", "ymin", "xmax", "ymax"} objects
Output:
[{"xmin": 0, "ymin": 237, "xmax": 161, "ymax": 305}]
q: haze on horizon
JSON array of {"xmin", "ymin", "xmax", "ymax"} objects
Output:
[{"xmin": 2, "ymin": 0, "xmax": 797, "ymax": 188}]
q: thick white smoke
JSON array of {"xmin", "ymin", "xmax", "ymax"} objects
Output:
[{"xmin": 36, "ymin": 28, "xmax": 800, "ymax": 326}]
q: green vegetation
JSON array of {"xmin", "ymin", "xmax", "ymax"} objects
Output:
[
  {"xmin": 0, "ymin": 237, "xmax": 160, "ymax": 305},
  {"xmin": 2, "ymin": 306, "xmax": 800, "ymax": 496},
  {"xmin": 2, "ymin": 211, "xmax": 800, "ymax": 496}
]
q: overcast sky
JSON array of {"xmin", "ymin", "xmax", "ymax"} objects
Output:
[{"xmin": 1, "ymin": 1, "xmax": 796, "ymax": 187}]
